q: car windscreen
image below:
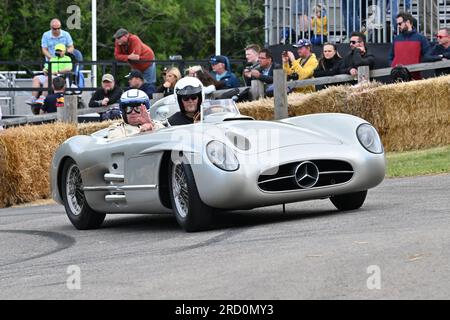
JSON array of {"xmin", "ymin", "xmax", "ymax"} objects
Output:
[
  {"xmin": 150, "ymin": 97, "xmax": 240, "ymax": 122},
  {"xmin": 201, "ymin": 99, "xmax": 240, "ymax": 121}
]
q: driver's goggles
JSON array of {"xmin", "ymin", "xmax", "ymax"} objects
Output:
[
  {"xmin": 124, "ymin": 103, "xmax": 142, "ymax": 114},
  {"xmin": 181, "ymin": 95, "xmax": 199, "ymax": 101}
]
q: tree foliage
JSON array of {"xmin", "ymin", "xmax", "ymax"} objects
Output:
[{"xmin": 0, "ymin": 0, "xmax": 264, "ymax": 63}]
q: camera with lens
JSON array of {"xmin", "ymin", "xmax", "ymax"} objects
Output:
[
  {"xmin": 287, "ymin": 73, "xmax": 299, "ymax": 81},
  {"xmin": 244, "ymin": 63, "xmax": 260, "ymax": 73}
]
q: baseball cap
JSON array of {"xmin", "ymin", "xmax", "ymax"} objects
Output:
[
  {"xmin": 125, "ymin": 70, "xmax": 144, "ymax": 80},
  {"xmin": 293, "ymin": 39, "xmax": 312, "ymax": 48},
  {"xmin": 54, "ymin": 43, "xmax": 66, "ymax": 51},
  {"xmin": 210, "ymin": 55, "xmax": 227, "ymax": 65},
  {"xmin": 113, "ymin": 28, "xmax": 129, "ymax": 39},
  {"xmin": 102, "ymin": 74, "xmax": 114, "ymax": 82}
]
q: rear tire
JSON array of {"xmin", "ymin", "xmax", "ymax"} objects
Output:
[
  {"xmin": 168, "ymin": 158, "xmax": 214, "ymax": 232},
  {"xmin": 61, "ymin": 159, "xmax": 106, "ymax": 230},
  {"xmin": 330, "ymin": 190, "xmax": 368, "ymax": 211}
]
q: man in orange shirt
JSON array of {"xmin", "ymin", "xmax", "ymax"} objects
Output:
[{"xmin": 113, "ymin": 28, "xmax": 156, "ymax": 86}]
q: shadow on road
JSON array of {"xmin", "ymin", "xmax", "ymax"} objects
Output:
[
  {"xmin": 212, "ymin": 207, "xmax": 347, "ymax": 230},
  {"xmin": 98, "ymin": 206, "xmax": 348, "ymax": 233}
]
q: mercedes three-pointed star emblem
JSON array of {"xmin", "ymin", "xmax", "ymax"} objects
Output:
[{"xmin": 294, "ymin": 161, "xmax": 320, "ymax": 188}]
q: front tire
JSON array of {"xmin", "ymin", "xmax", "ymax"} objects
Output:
[
  {"xmin": 168, "ymin": 159, "xmax": 214, "ymax": 232},
  {"xmin": 61, "ymin": 159, "xmax": 106, "ymax": 230},
  {"xmin": 330, "ymin": 190, "xmax": 368, "ymax": 211}
]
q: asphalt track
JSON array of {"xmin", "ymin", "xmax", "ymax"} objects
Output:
[{"xmin": 0, "ymin": 174, "xmax": 449, "ymax": 299}]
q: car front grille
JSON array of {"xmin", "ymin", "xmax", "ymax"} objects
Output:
[{"xmin": 258, "ymin": 160, "xmax": 354, "ymax": 192}]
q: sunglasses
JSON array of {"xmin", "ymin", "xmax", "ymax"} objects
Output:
[
  {"xmin": 436, "ymin": 35, "xmax": 447, "ymax": 39},
  {"xmin": 397, "ymin": 22, "xmax": 405, "ymax": 26},
  {"xmin": 181, "ymin": 95, "xmax": 198, "ymax": 101},
  {"xmin": 350, "ymin": 40, "xmax": 363, "ymax": 45},
  {"xmin": 52, "ymin": 27, "xmax": 61, "ymax": 30}
]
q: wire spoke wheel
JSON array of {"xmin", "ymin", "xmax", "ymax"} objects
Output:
[
  {"xmin": 172, "ymin": 162, "xmax": 189, "ymax": 218},
  {"xmin": 168, "ymin": 158, "xmax": 215, "ymax": 232},
  {"xmin": 65, "ymin": 163, "xmax": 85, "ymax": 216},
  {"xmin": 61, "ymin": 159, "xmax": 106, "ymax": 230}
]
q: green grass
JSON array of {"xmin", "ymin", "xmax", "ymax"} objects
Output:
[{"xmin": 386, "ymin": 146, "xmax": 450, "ymax": 177}]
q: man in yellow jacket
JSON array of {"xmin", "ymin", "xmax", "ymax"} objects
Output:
[{"xmin": 282, "ymin": 39, "xmax": 318, "ymax": 94}]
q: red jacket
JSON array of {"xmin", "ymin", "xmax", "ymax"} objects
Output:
[
  {"xmin": 114, "ymin": 34, "xmax": 154, "ymax": 72},
  {"xmin": 389, "ymin": 29, "xmax": 430, "ymax": 80}
]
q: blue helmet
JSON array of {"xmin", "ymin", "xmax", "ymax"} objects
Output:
[{"xmin": 119, "ymin": 89, "xmax": 150, "ymax": 124}]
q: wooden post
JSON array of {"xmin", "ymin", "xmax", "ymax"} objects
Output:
[
  {"xmin": 250, "ymin": 79, "xmax": 265, "ymax": 101},
  {"xmin": 58, "ymin": 95, "xmax": 78, "ymax": 123},
  {"xmin": 273, "ymin": 69, "xmax": 288, "ymax": 120},
  {"xmin": 357, "ymin": 66, "xmax": 370, "ymax": 83}
]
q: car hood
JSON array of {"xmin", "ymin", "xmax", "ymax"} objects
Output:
[
  {"xmin": 216, "ymin": 120, "xmax": 343, "ymax": 153},
  {"xmin": 90, "ymin": 120, "xmax": 344, "ymax": 156}
]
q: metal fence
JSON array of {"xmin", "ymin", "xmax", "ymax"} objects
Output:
[
  {"xmin": 0, "ymin": 58, "xmax": 247, "ymax": 116},
  {"xmin": 265, "ymin": 0, "xmax": 450, "ymax": 45},
  {"xmin": 2, "ymin": 59, "xmax": 448, "ymax": 128}
]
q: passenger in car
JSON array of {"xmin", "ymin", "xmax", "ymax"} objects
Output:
[{"xmin": 168, "ymin": 77, "xmax": 204, "ymax": 126}]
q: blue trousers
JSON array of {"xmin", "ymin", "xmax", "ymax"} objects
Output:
[
  {"xmin": 142, "ymin": 62, "xmax": 156, "ymax": 86},
  {"xmin": 342, "ymin": 0, "xmax": 361, "ymax": 36}
]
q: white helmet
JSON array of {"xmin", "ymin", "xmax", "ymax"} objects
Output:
[
  {"xmin": 174, "ymin": 77, "xmax": 204, "ymax": 114},
  {"xmin": 119, "ymin": 89, "xmax": 150, "ymax": 124}
]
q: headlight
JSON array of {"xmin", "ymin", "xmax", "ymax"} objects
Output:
[
  {"xmin": 357, "ymin": 124, "xmax": 384, "ymax": 154},
  {"xmin": 206, "ymin": 141, "xmax": 239, "ymax": 171}
]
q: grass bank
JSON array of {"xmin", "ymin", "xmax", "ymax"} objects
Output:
[{"xmin": 386, "ymin": 146, "xmax": 450, "ymax": 177}]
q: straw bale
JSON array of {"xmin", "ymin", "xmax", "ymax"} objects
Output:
[
  {"xmin": 0, "ymin": 122, "xmax": 77, "ymax": 207},
  {"xmin": 0, "ymin": 75, "xmax": 448, "ymax": 207},
  {"xmin": 236, "ymin": 75, "xmax": 450, "ymax": 152}
]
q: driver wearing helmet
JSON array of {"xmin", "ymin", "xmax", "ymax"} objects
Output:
[
  {"xmin": 106, "ymin": 89, "xmax": 168, "ymax": 139},
  {"xmin": 168, "ymin": 77, "xmax": 204, "ymax": 126},
  {"xmin": 119, "ymin": 88, "xmax": 154, "ymax": 132}
]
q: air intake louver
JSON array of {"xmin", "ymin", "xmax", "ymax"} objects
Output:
[{"xmin": 258, "ymin": 160, "xmax": 354, "ymax": 192}]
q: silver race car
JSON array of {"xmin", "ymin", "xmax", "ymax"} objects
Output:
[{"xmin": 51, "ymin": 98, "xmax": 385, "ymax": 232}]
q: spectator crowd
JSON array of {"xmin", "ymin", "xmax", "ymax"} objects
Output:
[{"xmin": 14, "ymin": 10, "xmax": 450, "ymax": 120}]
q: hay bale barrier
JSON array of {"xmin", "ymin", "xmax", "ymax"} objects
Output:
[
  {"xmin": 0, "ymin": 76, "xmax": 449, "ymax": 208},
  {"xmin": 0, "ymin": 121, "xmax": 112, "ymax": 208},
  {"xmin": 0, "ymin": 123, "xmax": 78, "ymax": 207},
  {"xmin": 238, "ymin": 75, "xmax": 450, "ymax": 152}
]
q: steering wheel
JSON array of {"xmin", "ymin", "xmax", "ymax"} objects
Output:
[{"xmin": 203, "ymin": 105, "xmax": 227, "ymax": 116}]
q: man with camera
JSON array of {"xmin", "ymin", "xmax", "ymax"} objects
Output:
[
  {"xmin": 243, "ymin": 44, "xmax": 261, "ymax": 86},
  {"xmin": 249, "ymin": 48, "xmax": 279, "ymax": 85},
  {"xmin": 282, "ymin": 39, "xmax": 318, "ymax": 94}
]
